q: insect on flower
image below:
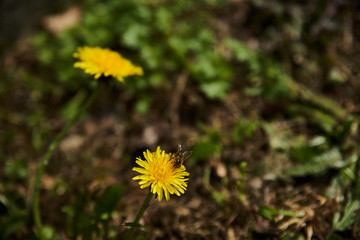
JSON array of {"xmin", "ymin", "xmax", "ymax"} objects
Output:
[
  {"xmin": 171, "ymin": 144, "xmax": 192, "ymax": 168},
  {"xmin": 132, "ymin": 146, "xmax": 190, "ymax": 201}
]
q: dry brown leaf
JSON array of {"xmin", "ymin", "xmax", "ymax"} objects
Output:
[{"xmin": 43, "ymin": 6, "xmax": 81, "ymax": 34}]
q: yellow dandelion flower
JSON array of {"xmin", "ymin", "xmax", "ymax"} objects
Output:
[
  {"xmin": 73, "ymin": 46, "xmax": 143, "ymax": 82},
  {"xmin": 132, "ymin": 146, "xmax": 190, "ymax": 201}
]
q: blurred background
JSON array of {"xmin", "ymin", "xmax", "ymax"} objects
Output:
[{"xmin": 1, "ymin": 0, "xmax": 360, "ymax": 239}]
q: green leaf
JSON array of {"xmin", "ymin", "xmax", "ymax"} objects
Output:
[
  {"xmin": 62, "ymin": 192, "xmax": 97, "ymax": 238},
  {"xmin": 289, "ymin": 145, "xmax": 318, "ymax": 163},
  {"xmin": 155, "ymin": 7, "xmax": 173, "ymax": 32},
  {"xmin": 258, "ymin": 206, "xmax": 295, "ymax": 221},
  {"xmin": 94, "ymin": 185, "xmax": 123, "ymax": 220},
  {"xmin": 122, "ymin": 23, "xmax": 149, "ymax": 48},
  {"xmin": 200, "ymin": 81, "xmax": 229, "ymax": 99},
  {"xmin": 326, "ymin": 233, "xmax": 343, "ymax": 240},
  {"xmin": 4, "ymin": 157, "xmax": 27, "ymax": 180},
  {"xmin": 124, "ymin": 222, "xmax": 143, "ymax": 227},
  {"xmin": 135, "ymin": 96, "xmax": 152, "ymax": 115},
  {"xmin": 60, "ymin": 91, "xmax": 87, "ymax": 121},
  {"xmin": 286, "ymin": 148, "xmax": 353, "ymax": 176},
  {"xmin": 192, "ymin": 128, "xmax": 222, "ymax": 163},
  {"xmin": 232, "ymin": 118, "xmax": 258, "ymax": 145},
  {"xmin": 191, "ymin": 139, "xmax": 218, "ymax": 162},
  {"xmin": 0, "ymin": 211, "xmax": 27, "ymax": 239},
  {"xmin": 333, "ymin": 200, "xmax": 360, "ymax": 231},
  {"xmin": 287, "ymin": 105, "xmax": 336, "ymax": 134},
  {"xmin": 225, "ymin": 38, "xmax": 257, "ymax": 64},
  {"xmin": 262, "ymin": 121, "xmax": 302, "ymax": 151},
  {"xmin": 212, "ymin": 190, "xmax": 227, "ymax": 206},
  {"xmin": 334, "ymin": 115, "xmax": 355, "ymax": 142}
]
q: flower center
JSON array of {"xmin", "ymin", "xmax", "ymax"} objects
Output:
[{"xmin": 153, "ymin": 164, "xmax": 170, "ymax": 182}]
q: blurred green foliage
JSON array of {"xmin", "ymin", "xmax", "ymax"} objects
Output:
[
  {"xmin": 62, "ymin": 185, "xmax": 124, "ymax": 239},
  {"xmin": 258, "ymin": 205, "xmax": 295, "ymax": 221},
  {"xmin": 33, "ymin": 0, "xmax": 235, "ymax": 116},
  {"xmin": 191, "ymin": 126, "xmax": 222, "ymax": 163},
  {"xmin": 232, "ymin": 119, "xmax": 258, "ymax": 145}
]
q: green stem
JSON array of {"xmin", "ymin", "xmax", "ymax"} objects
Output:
[
  {"xmin": 33, "ymin": 86, "xmax": 99, "ymax": 239},
  {"xmin": 124, "ymin": 191, "xmax": 153, "ymax": 240}
]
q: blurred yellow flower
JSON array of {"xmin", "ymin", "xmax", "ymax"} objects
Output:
[
  {"xmin": 73, "ymin": 46, "xmax": 143, "ymax": 82},
  {"xmin": 132, "ymin": 146, "xmax": 190, "ymax": 201}
]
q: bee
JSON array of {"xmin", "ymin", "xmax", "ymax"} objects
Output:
[{"xmin": 171, "ymin": 144, "xmax": 192, "ymax": 168}]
